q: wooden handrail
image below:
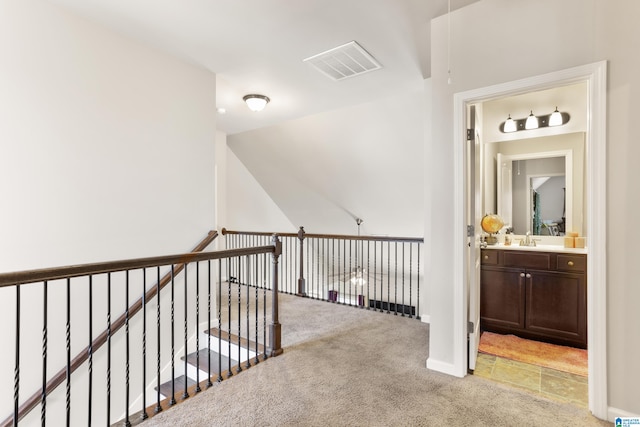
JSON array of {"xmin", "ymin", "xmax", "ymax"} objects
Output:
[
  {"xmin": 222, "ymin": 227, "xmax": 424, "ymax": 244},
  {"xmin": 0, "ymin": 231, "xmax": 277, "ymax": 288},
  {"xmin": 1, "ymin": 230, "xmax": 276, "ymax": 427}
]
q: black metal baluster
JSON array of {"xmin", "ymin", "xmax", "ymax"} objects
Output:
[
  {"xmin": 88, "ymin": 276, "xmax": 93, "ymax": 426},
  {"xmin": 227, "ymin": 259, "xmax": 233, "ymax": 378},
  {"xmin": 41, "ymin": 281, "xmax": 47, "ymax": 427},
  {"xmin": 366, "ymin": 242, "xmax": 371, "ymax": 310},
  {"xmin": 401, "ymin": 243, "xmax": 406, "ymax": 317},
  {"xmin": 141, "ymin": 270, "xmax": 148, "ymax": 420},
  {"xmin": 155, "ymin": 267, "xmax": 162, "ymax": 414},
  {"xmin": 107, "ymin": 274, "xmax": 111, "ymax": 425},
  {"xmin": 254, "ymin": 254, "xmax": 260, "ymax": 365},
  {"xmin": 348, "ymin": 239, "xmax": 352, "ymax": 306},
  {"xmin": 195, "ymin": 262, "xmax": 201, "ymax": 393},
  {"xmin": 387, "ymin": 242, "xmax": 391, "ymax": 314},
  {"xmin": 416, "ymin": 244, "xmax": 421, "ymax": 320},
  {"xmin": 236, "ymin": 258, "xmax": 242, "ymax": 373},
  {"xmin": 331, "ymin": 239, "xmax": 335, "ymax": 302},
  {"xmin": 373, "ymin": 242, "xmax": 378, "ymax": 311},
  {"xmin": 394, "ymin": 242, "xmax": 398, "ymax": 315},
  {"xmin": 245, "ymin": 256, "xmax": 251, "ymax": 369},
  {"xmin": 409, "ymin": 244, "xmax": 413, "ymax": 319},
  {"xmin": 125, "ymin": 271, "xmax": 131, "ymax": 427},
  {"xmin": 182, "ymin": 265, "xmax": 189, "ymax": 400},
  {"xmin": 170, "ymin": 265, "xmax": 176, "ymax": 406},
  {"xmin": 207, "ymin": 260, "xmax": 213, "ymax": 388},
  {"xmin": 14, "ymin": 284, "xmax": 20, "ymax": 427},
  {"xmin": 65, "ymin": 278, "xmax": 71, "ymax": 427},
  {"xmin": 342, "ymin": 239, "xmax": 346, "ymax": 305},
  {"xmin": 217, "ymin": 259, "xmax": 223, "ymax": 383},
  {"xmin": 262, "ymin": 253, "xmax": 268, "ymax": 361}
]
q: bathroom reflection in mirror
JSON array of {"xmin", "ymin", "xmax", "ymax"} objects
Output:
[{"xmin": 497, "ymin": 151, "xmax": 573, "ymax": 236}]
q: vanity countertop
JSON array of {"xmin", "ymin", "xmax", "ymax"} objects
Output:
[{"xmin": 482, "ymin": 243, "xmax": 587, "ymax": 254}]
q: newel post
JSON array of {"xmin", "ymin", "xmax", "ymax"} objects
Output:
[
  {"xmin": 296, "ymin": 226, "xmax": 306, "ymax": 297},
  {"xmin": 269, "ymin": 234, "xmax": 283, "ymax": 357}
]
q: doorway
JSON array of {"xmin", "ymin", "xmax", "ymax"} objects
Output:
[{"xmin": 453, "ymin": 61, "xmax": 607, "ymax": 418}]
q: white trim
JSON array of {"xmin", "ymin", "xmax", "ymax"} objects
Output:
[
  {"xmin": 609, "ymin": 407, "xmax": 640, "ymax": 422},
  {"xmin": 426, "ymin": 358, "xmax": 460, "ymax": 377},
  {"xmin": 453, "ymin": 61, "xmax": 607, "ymax": 419},
  {"xmin": 420, "ymin": 314, "xmax": 431, "ymax": 324}
]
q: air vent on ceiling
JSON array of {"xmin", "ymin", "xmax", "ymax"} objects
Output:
[{"xmin": 303, "ymin": 41, "xmax": 382, "ymax": 81}]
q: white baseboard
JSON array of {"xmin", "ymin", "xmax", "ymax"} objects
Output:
[
  {"xmin": 420, "ymin": 314, "xmax": 430, "ymax": 324},
  {"xmin": 608, "ymin": 406, "xmax": 640, "ymax": 423},
  {"xmin": 426, "ymin": 357, "xmax": 462, "ymax": 377}
]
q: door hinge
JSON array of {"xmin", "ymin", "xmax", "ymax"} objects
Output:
[
  {"xmin": 467, "ymin": 128, "xmax": 474, "ymax": 141},
  {"xmin": 468, "ymin": 321, "xmax": 475, "ymax": 334},
  {"xmin": 467, "ymin": 225, "xmax": 474, "ymax": 237}
]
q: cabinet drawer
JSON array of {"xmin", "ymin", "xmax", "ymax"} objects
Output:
[
  {"xmin": 481, "ymin": 250, "xmax": 499, "ymax": 265},
  {"xmin": 503, "ymin": 251, "xmax": 552, "ymax": 270},
  {"xmin": 557, "ymin": 254, "xmax": 587, "ymax": 273}
]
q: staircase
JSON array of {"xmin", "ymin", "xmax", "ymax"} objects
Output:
[
  {"xmin": 155, "ymin": 327, "xmax": 263, "ymax": 399},
  {"xmin": 113, "ymin": 327, "xmax": 265, "ymax": 426}
]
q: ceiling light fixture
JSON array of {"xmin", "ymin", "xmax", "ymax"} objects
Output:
[
  {"xmin": 499, "ymin": 108, "xmax": 570, "ymax": 133},
  {"xmin": 243, "ymin": 94, "xmax": 270, "ymax": 112}
]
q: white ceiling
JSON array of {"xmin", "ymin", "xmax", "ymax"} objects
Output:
[{"xmin": 48, "ymin": 0, "xmax": 479, "ymax": 135}]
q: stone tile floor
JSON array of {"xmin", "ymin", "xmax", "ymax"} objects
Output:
[{"xmin": 474, "ymin": 353, "xmax": 588, "ymax": 408}]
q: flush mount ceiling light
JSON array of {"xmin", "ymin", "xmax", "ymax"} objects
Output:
[
  {"xmin": 243, "ymin": 94, "xmax": 270, "ymax": 112},
  {"xmin": 499, "ymin": 108, "xmax": 570, "ymax": 133}
]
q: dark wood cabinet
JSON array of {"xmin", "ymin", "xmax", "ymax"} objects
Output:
[{"xmin": 480, "ymin": 249, "xmax": 587, "ymax": 349}]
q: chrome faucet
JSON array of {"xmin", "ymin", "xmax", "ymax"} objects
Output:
[{"xmin": 520, "ymin": 231, "xmax": 537, "ymax": 247}]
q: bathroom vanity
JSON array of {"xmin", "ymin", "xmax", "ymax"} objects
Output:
[{"xmin": 480, "ymin": 246, "xmax": 587, "ymax": 349}]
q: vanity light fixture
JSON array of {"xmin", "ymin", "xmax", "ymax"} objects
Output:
[
  {"xmin": 499, "ymin": 108, "xmax": 570, "ymax": 133},
  {"xmin": 549, "ymin": 106, "xmax": 563, "ymax": 126},
  {"xmin": 525, "ymin": 111, "xmax": 539, "ymax": 130},
  {"xmin": 504, "ymin": 114, "xmax": 517, "ymax": 133},
  {"xmin": 243, "ymin": 94, "xmax": 270, "ymax": 112}
]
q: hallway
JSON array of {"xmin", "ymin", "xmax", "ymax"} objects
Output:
[{"xmin": 141, "ymin": 293, "xmax": 606, "ymax": 426}]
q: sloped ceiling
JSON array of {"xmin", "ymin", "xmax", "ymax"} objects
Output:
[{"xmin": 228, "ymin": 89, "xmax": 426, "ymax": 236}]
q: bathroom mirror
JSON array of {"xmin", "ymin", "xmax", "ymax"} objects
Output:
[
  {"xmin": 497, "ymin": 154, "xmax": 569, "ymax": 235},
  {"xmin": 492, "ymin": 132, "xmax": 585, "ymax": 236}
]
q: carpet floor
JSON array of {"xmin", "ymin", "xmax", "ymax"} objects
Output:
[
  {"xmin": 478, "ymin": 332, "xmax": 588, "ymax": 377},
  {"xmin": 142, "ymin": 292, "xmax": 609, "ymax": 427}
]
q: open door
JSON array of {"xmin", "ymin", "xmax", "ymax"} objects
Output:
[{"xmin": 467, "ymin": 105, "xmax": 483, "ymax": 371}]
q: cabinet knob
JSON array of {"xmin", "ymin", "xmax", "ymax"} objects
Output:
[
  {"xmin": 567, "ymin": 261, "xmax": 574, "ymax": 266},
  {"xmin": 520, "ymin": 273, "xmax": 525, "ymax": 278},
  {"xmin": 484, "ymin": 255, "xmax": 489, "ymax": 260},
  {"xmin": 526, "ymin": 273, "xmax": 532, "ymax": 278}
]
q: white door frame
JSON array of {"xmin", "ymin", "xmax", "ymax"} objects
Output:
[{"xmin": 452, "ymin": 61, "xmax": 607, "ymax": 418}]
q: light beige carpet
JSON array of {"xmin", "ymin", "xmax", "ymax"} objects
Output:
[
  {"xmin": 142, "ymin": 293, "xmax": 609, "ymax": 427},
  {"xmin": 479, "ymin": 332, "xmax": 588, "ymax": 377}
]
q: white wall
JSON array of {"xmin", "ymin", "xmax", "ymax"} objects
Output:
[
  {"xmin": 0, "ymin": 0, "xmax": 217, "ymax": 423},
  {"xmin": 428, "ymin": 0, "xmax": 640, "ymax": 418},
  {"xmin": 228, "ymin": 89, "xmax": 426, "ymax": 237},
  {"xmin": 225, "ymin": 147, "xmax": 296, "ymax": 233}
]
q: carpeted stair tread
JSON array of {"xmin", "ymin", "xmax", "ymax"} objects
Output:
[
  {"xmin": 205, "ymin": 327, "xmax": 265, "ymax": 354},
  {"xmin": 181, "ymin": 348, "xmax": 239, "ymax": 375},
  {"xmin": 156, "ymin": 375, "xmax": 197, "ymax": 398}
]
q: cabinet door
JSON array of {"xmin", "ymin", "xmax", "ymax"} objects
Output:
[
  {"xmin": 525, "ymin": 269, "xmax": 587, "ymax": 348},
  {"xmin": 480, "ymin": 266, "xmax": 525, "ymax": 330}
]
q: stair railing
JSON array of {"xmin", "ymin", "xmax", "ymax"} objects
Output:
[
  {"xmin": 223, "ymin": 227, "xmax": 423, "ymax": 319},
  {"xmin": 0, "ymin": 232, "xmax": 283, "ymax": 426}
]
